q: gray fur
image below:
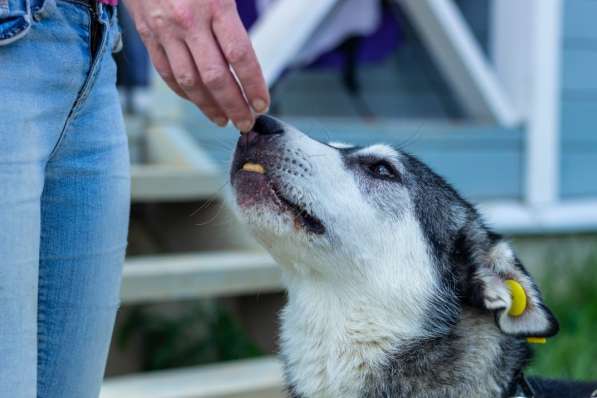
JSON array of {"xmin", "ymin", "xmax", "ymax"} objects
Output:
[{"xmin": 361, "ymin": 310, "xmax": 530, "ymax": 398}]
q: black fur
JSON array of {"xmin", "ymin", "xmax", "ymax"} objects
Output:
[{"xmin": 355, "ymin": 151, "xmax": 588, "ymax": 397}]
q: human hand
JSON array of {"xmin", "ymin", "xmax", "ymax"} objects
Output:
[{"xmin": 124, "ymin": 0, "xmax": 270, "ymax": 131}]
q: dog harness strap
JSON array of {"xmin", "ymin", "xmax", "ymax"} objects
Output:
[{"xmin": 509, "ymin": 372, "xmax": 535, "ymax": 398}]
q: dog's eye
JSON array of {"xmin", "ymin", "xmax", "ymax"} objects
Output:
[{"xmin": 368, "ymin": 161, "xmax": 397, "ymax": 179}]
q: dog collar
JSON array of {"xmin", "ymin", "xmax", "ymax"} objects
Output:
[{"xmin": 509, "ymin": 372, "xmax": 535, "ymax": 398}]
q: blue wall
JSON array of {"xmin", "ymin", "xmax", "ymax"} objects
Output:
[{"xmin": 560, "ymin": 0, "xmax": 597, "ymax": 198}]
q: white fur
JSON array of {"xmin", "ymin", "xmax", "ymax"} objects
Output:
[
  {"xmin": 354, "ymin": 144, "xmax": 399, "ymax": 160},
  {"xmin": 328, "ymin": 141, "xmax": 355, "ymax": 149},
  {"xmin": 280, "ymin": 214, "xmax": 438, "ymax": 398},
  {"xmin": 232, "ymin": 128, "xmax": 440, "ymax": 397}
]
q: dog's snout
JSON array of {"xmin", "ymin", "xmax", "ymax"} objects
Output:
[
  {"xmin": 239, "ymin": 115, "xmax": 285, "ymax": 148},
  {"xmin": 252, "ymin": 115, "xmax": 284, "ymax": 135}
]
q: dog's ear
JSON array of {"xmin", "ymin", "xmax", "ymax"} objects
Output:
[{"xmin": 470, "ymin": 240, "xmax": 559, "ymax": 338}]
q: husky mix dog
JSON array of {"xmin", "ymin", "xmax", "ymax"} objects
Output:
[{"xmin": 229, "ymin": 115, "xmax": 597, "ymax": 398}]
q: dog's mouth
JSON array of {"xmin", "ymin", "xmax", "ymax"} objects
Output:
[
  {"xmin": 234, "ymin": 162, "xmax": 325, "ymax": 235},
  {"xmin": 271, "ymin": 183, "xmax": 325, "ymax": 235}
]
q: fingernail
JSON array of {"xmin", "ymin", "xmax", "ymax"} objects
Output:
[
  {"xmin": 214, "ymin": 117, "xmax": 228, "ymax": 127},
  {"xmin": 252, "ymin": 98, "xmax": 269, "ymax": 113},
  {"xmin": 236, "ymin": 120, "xmax": 253, "ymax": 132}
]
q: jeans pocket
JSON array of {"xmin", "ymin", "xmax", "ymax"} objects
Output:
[{"xmin": 0, "ymin": 0, "xmax": 32, "ymax": 46}]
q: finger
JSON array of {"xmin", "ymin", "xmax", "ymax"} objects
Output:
[
  {"xmin": 132, "ymin": 16, "xmax": 187, "ymax": 98},
  {"xmin": 212, "ymin": 4, "xmax": 270, "ymax": 114},
  {"xmin": 143, "ymin": 38, "xmax": 188, "ymax": 99},
  {"xmin": 186, "ymin": 29, "xmax": 254, "ymax": 132},
  {"xmin": 162, "ymin": 39, "xmax": 229, "ymax": 126}
]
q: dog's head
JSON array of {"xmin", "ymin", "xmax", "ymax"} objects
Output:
[{"xmin": 230, "ymin": 115, "xmax": 558, "ymax": 340}]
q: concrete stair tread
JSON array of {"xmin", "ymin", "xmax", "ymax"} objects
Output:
[
  {"xmin": 128, "ymin": 120, "xmax": 224, "ymax": 202},
  {"xmin": 101, "ymin": 357, "xmax": 285, "ymax": 398},
  {"xmin": 121, "ymin": 251, "xmax": 282, "ymax": 303}
]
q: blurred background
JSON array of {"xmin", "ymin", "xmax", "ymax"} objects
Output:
[{"xmin": 101, "ymin": 1, "xmax": 597, "ymax": 397}]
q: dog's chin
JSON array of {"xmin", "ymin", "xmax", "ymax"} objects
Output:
[{"xmin": 232, "ymin": 170, "xmax": 325, "ymax": 236}]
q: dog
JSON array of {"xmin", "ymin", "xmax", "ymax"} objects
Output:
[{"xmin": 229, "ymin": 115, "xmax": 597, "ymax": 398}]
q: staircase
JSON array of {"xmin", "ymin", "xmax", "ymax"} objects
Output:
[{"xmin": 101, "ymin": 84, "xmax": 287, "ymax": 398}]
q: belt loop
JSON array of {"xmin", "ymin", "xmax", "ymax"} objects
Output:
[{"xmin": 33, "ymin": 0, "xmax": 55, "ymax": 22}]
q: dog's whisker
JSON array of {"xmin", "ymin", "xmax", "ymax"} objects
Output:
[
  {"xmin": 197, "ymin": 140, "xmax": 236, "ymax": 152},
  {"xmin": 395, "ymin": 122, "xmax": 425, "ymax": 152},
  {"xmin": 196, "ymin": 215, "xmax": 238, "ymax": 228},
  {"xmin": 188, "ymin": 181, "xmax": 230, "ymax": 217},
  {"xmin": 193, "ymin": 200, "xmax": 229, "ymax": 227}
]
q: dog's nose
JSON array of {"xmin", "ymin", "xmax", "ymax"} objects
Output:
[
  {"xmin": 240, "ymin": 115, "xmax": 284, "ymax": 147},
  {"xmin": 252, "ymin": 115, "xmax": 284, "ymax": 135}
]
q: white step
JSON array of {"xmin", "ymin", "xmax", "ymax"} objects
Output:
[
  {"xmin": 121, "ymin": 252, "xmax": 282, "ymax": 303},
  {"xmin": 101, "ymin": 357, "xmax": 285, "ymax": 398},
  {"xmin": 129, "ymin": 122, "xmax": 224, "ymax": 202}
]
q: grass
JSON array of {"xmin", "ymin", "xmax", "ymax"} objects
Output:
[
  {"xmin": 117, "ymin": 302, "xmax": 262, "ymax": 371},
  {"xmin": 526, "ymin": 255, "xmax": 597, "ymax": 381}
]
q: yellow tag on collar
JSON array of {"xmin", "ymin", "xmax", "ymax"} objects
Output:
[
  {"xmin": 504, "ymin": 280, "xmax": 547, "ymax": 344},
  {"xmin": 505, "ymin": 279, "xmax": 527, "ymax": 317}
]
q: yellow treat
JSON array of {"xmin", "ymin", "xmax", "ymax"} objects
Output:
[
  {"xmin": 505, "ymin": 279, "xmax": 527, "ymax": 317},
  {"xmin": 526, "ymin": 337, "xmax": 547, "ymax": 344},
  {"xmin": 242, "ymin": 162, "xmax": 265, "ymax": 174}
]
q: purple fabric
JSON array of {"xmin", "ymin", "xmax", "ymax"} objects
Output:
[
  {"xmin": 236, "ymin": 1, "xmax": 402, "ymax": 70},
  {"xmin": 237, "ymin": 1, "xmax": 259, "ymax": 30},
  {"xmin": 307, "ymin": 7, "xmax": 401, "ymax": 70}
]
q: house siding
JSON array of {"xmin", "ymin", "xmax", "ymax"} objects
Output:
[{"xmin": 560, "ymin": 0, "xmax": 597, "ymax": 198}]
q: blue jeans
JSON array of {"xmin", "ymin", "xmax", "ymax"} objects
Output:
[{"xmin": 0, "ymin": 1, "xmax": 129, "ymax": 397}]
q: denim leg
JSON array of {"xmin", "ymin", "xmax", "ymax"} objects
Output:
[
  {"xmin": 2, "ymin": 0, "xmax": 128, "ymax": 396},
  {"xmin": 36, "ymin": 6, "xmax": 129, "ymax": 398},
  {"xmin": 0, "ymin": 1, "xmax": 90, "ymax": 396},
  {"xmin": 0, "ymin": 135, "xmax": 44, "ymax": 398}
]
